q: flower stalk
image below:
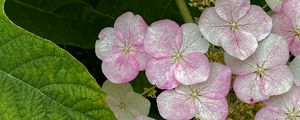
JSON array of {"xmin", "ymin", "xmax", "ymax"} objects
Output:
[{"xmin": 176, "ymin": 0, "xmax": 194, "ymax": 23}]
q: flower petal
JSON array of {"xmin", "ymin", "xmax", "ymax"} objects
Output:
[
  {"xmin": 125, "ymin": 92, "xmax": 151, "ymax": 118},
  {"xmin": 215, "ymin": 0, "xmax": 250, "ymax": 22},
  {"xmin": 181, "ymin": 23, "xmax": 209, "ymax": 53},
  {"xmin": 135, "ymin": 116, "xmax": 155, "ymax": 120},
  {"xmin": 102, "ymin": 53, "xmax": 139, "ymax": 83},
  {"xmin": 260, "ymin": 65, "xmax": 293, "ymax": 96},
  {"xmin": 174, "ymin": 52, "xmax": 210, "ymax": 85},
  {"xmin": 195, "ymin": 97, "xmax": 228, "ymax": 120},
  {"xmin": 144, "ymin": 19, "xmax": 182, "ymax": 59},
  {"xmin": 220, "ymin": 29, "xmax": 257, "ymax": 60},
  {"xmin": 255, "ymin": 33, "xmax": 289, "ymax": 68},
  {"xmin": 233, "ymin": 73, "xmax": 269, "ymax": 104},
  {"xmin": 271, "ymin": 13, "xmax": 294, "ymax": 41},
  {"xmin": 114, "ymin": 12, "xmax": 147, "ymax": 45},
  {"xmin": 224, "ymin": 52, "xmax": 257, "ymax": 75},
  {"xmin": 282, "ymin": 0, "xmax": 300, "ymax": 27},
  {"xmin": 239, "ymin": 5, "xmax": 272, "ymax": 41},
  {"xmin": 265, "ymin": 0, "xmax": 284, "ymax": 12},
  {"xmin": 290, "ymin": 57, "xmax": 300, "ymax": 86},
  {"xmin": 289, "ymin": 37, "xmax": 300, "ymax": 57},
  {"xmin": 95, "ymin": 28, "xmax": 123, "ymax": 60},
  {"xmin": 254, "ymin": 107, "xmax": 286, "ymax": 120},
  {"xmin": 198, "ymin": 7, "xmax": 231, "ymax": 46},
  {"xmin": 132, "ymin": 44, "xmax": 150, "ymax": 70},
  {"xmin": 145, "ymin": 58, "xmax": 179, "ymax": 89},
  {"xmin": 157, "ymin": 90, "xmax": 196, "ymax": 120},
  {"xmin": 102, "ymin": 80, "xmax": 133, "ymax": 100}
]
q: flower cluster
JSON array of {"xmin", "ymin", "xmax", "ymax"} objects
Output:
[{"xmin": 95, "ymin": 0, "xmax": 300, "ymax": 119}]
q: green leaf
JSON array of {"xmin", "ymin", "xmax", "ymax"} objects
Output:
[
  {"xmin": 0, "ymin": 0, "xmax": 116, "ymax": 119},
  {"xmin": 5, "ymin": 0, "xmax": 182, "ymax": 49}
]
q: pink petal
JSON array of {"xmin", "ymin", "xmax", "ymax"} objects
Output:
[
  {"xmin": 135, "ymin": 116, "xmax": 155, "ymax": 120},
  {"xmin": 215, "ymin": 0, "xmax": 250, "ymax": 22},
  {"xmin": 198, "ymin": 7, "xmax": 231, "ymax": 46},
  {"xmin": 255, "ymin": 34, "xmax": 289, "ymax": 69},
  {"xmin": 144, "ymin": 19, "xmax": 182, "ymax": 59},
  {"xmin": 265, "ymin": 0, "xmax": 284, "ymax": 12},
  {"xmin": 271, "ymin": 13, "xmax": 294, "ymax": 41},
  {"xmin": 195, "ymin": 97, "xmax": 228, "ymax": 120},
  {"xmin": 157, "ymin": 90, "xmax": 196, "ymax": 120},
  {"xmin": 290, "ymin": 57, "xmax": 300, "ymax": 86},
  {"xmin": 181, "ymin": 23, "xmax": 209, "ymax": 53},
  {"xmin": 95, "ymin": 28, "xmax": 123, "ymax": 60},
  {"xmin": 289, "ymin": 37, "xmax": 300, "ymax": 57},
  {"xmin": 132, "ymin": 44, "xmax": 149, "ymax": 70},
  {"xmin": 259, "ymin": 65, "xmax": 293, "ymax": 96},
  {"xmin": 233, "ymin": 73, "xmax": 269, "ymax": 104},
  {"xmin": 197, "ymin": 62, "xmax": 232, "ymax": 99},
  {"xmin": 114, "ymin": 12, "xmax": 147, "ymax": 45},
  {"xmin": 174, "ymin": 52, "xmax": 210, "ymax": 85},
  {"xmin": 238, "ymin": 5, "xmax": 272, "ymax": 41},
  {"xmin": 145, "ymin": 58, "xmax": 179, "ymax": 89},
  {"xmin": 254, "ymin": 108, "xmax": 286, "ymax": 120},
  {"xmin": 224, "ymin": 52, "xmax": 257, "ymax": 75},
  {"xmin": 220, "ymin": 29, "xmax": 257, "ymax": 60},
  {"xmin": 102, "ymin": 53, "xmax": 139, "ymax": 83},
  {"xmin": 282, "ymin": 0, "xmax": 300, "ymax": 27}
]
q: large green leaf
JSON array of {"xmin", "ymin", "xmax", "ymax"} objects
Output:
[
  {"xmin": 5, "ymin": 0, "xmax": 182, "ymax": 49},
  {"xmin": 0, "ymin": 0, "xmax": 115, "ymax": 119}
]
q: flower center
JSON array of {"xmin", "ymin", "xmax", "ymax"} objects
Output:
[
  {"xmin": 122, "ymin": 45, "xmax": 132, "ymax": 54},
  {"xmin": 172, "ymin": 51, "xmax": 183, "ymax": 61},
  {"xmin": 189, "ymin": 88, "xmax": 200, "ymax": 98},
  {"xmin": 294, "ymin": 29, "xmax": 300, "ymax": 38},
  {"xmin": 230, "ymin": 22, "xmax": 239, "ymax": 31},
  {"xmin": 286, "ymin": 108, "xmax": 299, "ymax": 120},
  {"xmin": 119, "ymin": 102, "xmax": 127, "ymax": 109},
  {"xmin": 256, "ymin": 67, "xmax": 265, "ymax": 76}
]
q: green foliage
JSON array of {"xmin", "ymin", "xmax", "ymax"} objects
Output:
[
  {"xmin": 5, "ymin": 0, "xmax": 183, "ymax": 49},
  {"xmin": 0, "ymin": 0, "xmax": 115, "ymax": 119}
]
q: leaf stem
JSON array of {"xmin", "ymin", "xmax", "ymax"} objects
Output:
[
  {"xmin": 141, "ymin": 86, "xmax": 156, "ymax": 96},
  {"xmin": 175, "ymin": 0, "xmax": 194, "ymax": 23}
]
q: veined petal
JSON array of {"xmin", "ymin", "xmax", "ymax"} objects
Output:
[
  {"xmin": 144, "ymin": 19, "xmax": 182, "ymax": 59},
  {"xmin": 215, "ymin": 0, "xmax": 250, "ymax": 22},
  {"xmin": 282, "ymin": 0, "xmax": 300, "ymax": 27},
  {"xmin": 233, "ymin": 73, "xmax": 269, "ymax": 104},
  {"xmin": 255, "ymin": 33, "xmax": 289, "ymax": 68},
  {"xmin": 157, "ymin": 90, "xmax": 196, "ymax": 120},
  {"xmin": 195, "ymin": 97, "xmax": 228, "ymax": 120},
  {"xmin": 271, "ymin": 13, "xmax": 294, "ymax": 41},
  {"xmin": 265, "ymin": 0, "xmax": 284, "ymax": 12},
  {"xmin": 145, "ymin": 58, "xmax": 179, "ymax": 89},
  {"xmin": 135, "ymin": 116, "xmax": 155, "ymax": 120},
  {"xmin": 239, "ymin": 5, "xmax": 272, "ymax": 41},
  {"xmin": 125, "ymin": 92, "xmax": 151, "ymax": 118},
  {"xmin": 220, "ymin": 29, "xmax": 257, "ymax": 60},
  {"xmin": 96, "ymin": 28, "xmax": 123, "ymax": 60},
  {"xmin": 290, "ymin": 57, "xmax": 300, "ymax": 86},
  {"xmin": 114, "ymin": 12, "xmax": 147, "ymax": 45},
  {"xmin": 181, "ymin": 23, "xmax": 209, "ymax": 53},
  {"xmin": 198, "ymin": 7, "xmax": 231, "ymax": 46},
  {"xmin": 224, "ymin": 52, "xmax": 257, "ymax": 75},
  {"xmin": 254, "ymin": 107, "xmax": 286, "ymax": 120},
  {"xmin": 197, "ymin": 62, "xmax": 232, "ymax": 99},
  {"xmin": 132, "ymin": 44, "xmax": 150, "ymax": 70},
  {"xmin": 102, "ymin": 53, "xmax": 139, "ymax": 83},
  {"xmin": 260, "ymin": 65, "xmax": 293, "ymax": 96},
  {"xmin": 174, "ymin": 52, "xmax": 210, "ymax": 85},
  {"xmin": 289, "ymin": 37, "xmax": 300, "ymax": 57},
  {"xmin": 102, "ymin": 80, "xmax": 133, "ymax": 100}
]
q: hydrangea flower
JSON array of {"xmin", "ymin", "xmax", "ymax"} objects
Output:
[
  {"xmin": 199, "ymin": 0, "xmax": 272, "ymax": 60},
  {"xmin": 156, "ymin": 63, "xmax": 231, "ymax": 120},
  {"xmin": 95, "ymin": 12, "xmax": 149, "ymax": 83},
  {"xmin": 102, "ymin": 80, "xmax": 151, "ymax": 120},
  {"xmin": 135, "ymin": 116, "xmax": 155, "ymax": 120},
  {"xmin": 265, "ymin": 0, "xmax": 285, "ymax": 12},
  {"xmin": 225, "ymin": 34, "xmax": 294, "ymax": 104},
  {"xmin": 255, "ymin": 85, "xmax": 300, "ymax": 120},
  {"xmin": 144, "ymin": 20, "xmax": 210, "ymax": 89},
  {"xmin": 290, "ymin": 57, "xmax": 300, "ymax": 86},
  {"xmin": 271, "ymin": 0, "xmax": 300, "ymax": 56}
]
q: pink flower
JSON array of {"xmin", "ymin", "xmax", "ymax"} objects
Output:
[
  {"xmin": 290, "ymin": 57, "xmax": 300, "ymax": 86},
  {"xmin": 95, "ymin": 12, "xmax": 149, "ymax": 83},
  {"xmin": 225, "ymin": 34, "xmax": 293, "ymax": 104},
  {"xmin": 199, "ymin": 0, "xmax": 272, "ymax": 60},
  {"xmin": 144, "ymin": 20, "xmax": 210, "ymax": 89},
  {"xmin": 156, "ymin": 63, "xmax": 231, "ymax": 120},
  {"xmin": 255, "ymin": 85, "xmax": 300, "ymax": 120},
  {"xmin": 272, "ymin": 0, "xmax": 300, "ymax": 57},
  {"xmin": 265, "ymin": 0, "xmax": 285, "ymax": 12}
]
